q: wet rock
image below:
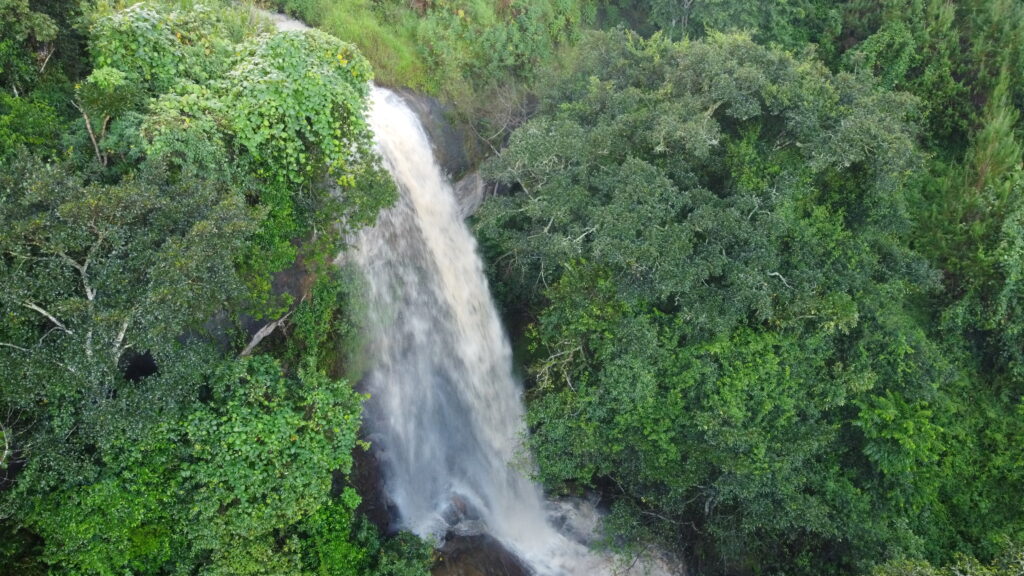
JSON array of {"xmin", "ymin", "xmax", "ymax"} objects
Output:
[
  {"xmin": 545, "ymin": 495, "xmax": 606, "ymax": 548},
  {"xmin": 265, "ymin": 11, "xmax": 310, "ymax": 31},
  {"xmin": 433, "ymin": 534, "xmax": 530, "ymax": 576},
  {"xmin": 198, "ymin": 254, "xmax": 314, "ymax": 355},
  {"xmin": 454, "ymin": 172, "xmax": 485, "ymax": 217},
  {"xmin": 438, "ymin": 494, "xmax": 488, "ymax": 537},
  {"xmin": 348, "ymin": 443, "xmax": 397, "ymax": 531},
  {"xmin": 449, "ymin": 519, "xmax": 488, "ymax": 538},
  {"xmin": 394, "ymin": 88, "xmax": 481, "ymax": 181}
]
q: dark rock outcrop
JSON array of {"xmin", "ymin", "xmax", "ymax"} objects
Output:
[
  {"xmin": 394, "ymin": 89, "xmax": 481, "ymax": 182},
  {"xmin": 433, "ymin": 534, "xmax": 530, "ymax": 576}
]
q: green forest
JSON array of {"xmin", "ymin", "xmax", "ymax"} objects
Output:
[{"xmin": 1, "ymin": 1, "xmax": 1023, "ymax": 575}]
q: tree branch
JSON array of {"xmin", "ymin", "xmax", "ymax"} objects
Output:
[
  {"xmin": 112, "ymin": 317, "xmax": 131, "ymax": 364},
  {"xmin": 767, "ymin": 271, "xmax": 793, "ymax": 290},
  {"xmin": 58, "ymin": 252, "xmax": 95, "ymax": 301},
  {"xmin": 573, "ymin": 226, "xmax": 597, "ymax": 243},
  {"xmin": 0, "ymin": 424, "xmax": 10, "ymax": 471},
  {"xmin": 640, "ymin": 509, "xmax": 681, "ymax": 525},
  {"xmin": 21, "ymin": 301, "xmax": 71, "ymax": 334},
  {"xmin": 71, "ymin": 100, "xmax": 107, "ymax": 167},
  {"xmin": 239, "ymin": 311, "xmax": 293, "ymax": 358},
  {"xmin": 0, "ymin": 342, "xmax": 30, "ymax": 353},
  {"xmin": 38, "ymin": 44, "xmax": 55, "ymax": 74}
]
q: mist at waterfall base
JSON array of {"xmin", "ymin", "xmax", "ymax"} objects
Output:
[{"xmin": 350, "ymin": 88, "xmax": 672, "ymax": 575}]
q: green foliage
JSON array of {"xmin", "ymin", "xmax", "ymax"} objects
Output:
[
  {"xmin": 598, "ymin": 0, "xmax": 843, "ymax": 53},
  {"xmin": 415, "ymin": 0, "xmax": 591, "ymax": 89},
  {"xmin": 183, "ymin": 356, "xmax": 364, "ymax": 572},
  {"xmin": 270, "ymin": 0, "xmax": 592, "ymax": 96},
  {"xmin": 0, "ymin": 2, "xmax": 426, "ymax": 574},
  {"xmin": 477, "ymin": 28, "xmax": 1021, "ymax": 575},
  {"xmin": 71, "ymin": 2, "xmax": 397, "ymax": 315},
  {"xmin": 996, "ymin": 195, "xmax": 1024, "ymax": 381},
  {"xmin": 0, "ymin": 525, "xmax": 45, "ymax": 576},
  {"xmin": 8, "ymin": 350, "xmax": 391, "ymax": 576},
  {"xmin": 0, "ymin": 92, "xmax": 59, "ymax": 160},
  {"xmin": 604, "ymin": 0, "xmax": 1024, "ymax": 153},
  {"xmin": 217, "ymin": 29, "xmax": 394, "ymax": 310},
  {"xmin": 225, "ymin": 30, "xmax": 372, "ymax": 186},
  {"xmin": 304, "ymin": 496, "xmax": 372, "ymax": 575},
  {"xmin": 918, "ymin": 69, "xmax": 1024, "ymax": 388},
  {"xmin": 28, "ymin": 465, "xmax": 178, "ymax": 574},
  {"xmin": 277, "ymin": 0, "xmax": 430, "ymax": 89},
  {"xmin": 0, "ymin": 0, "xmax": 58, "ymax": 93},
  {"xmin": 843, "ymin": 0, "xmax": 1024, "ymax": 149},
  {"xmin": 4, "ymin": 0, "xmax": 1024, "ymax": 575},
  {"xmin": 304, "ymin": 503, "xmax": 433, "ymax": 576},
  {"xmin": 221, "ymin": 29, "xmax": 393, "ymax": 253},
  {"xmin": 88, "ymin": 2, "xmax": 235, "ymax": 94},
  {"xmin": 0, "ymin": 152, "xmax": 258, "ymax": 571},
  {"xmin": 480, "ymin": 30, "xmax": 925, "ymax": 334},
  {"xmin": 873, "ymin": 543, "xmax": 1024, "ymax": 576},
  {"xmin": 287, "ymin": 271, "xmax": 364, "ymax": 374},
  {"xmin": 0, "ymin": 153, "xmax": 257, "ymax": 373}
]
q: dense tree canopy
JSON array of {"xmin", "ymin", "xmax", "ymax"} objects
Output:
[
  {"xmin": 477, "ymin": 24, "xmax": 1024, "ymax": 576},
  {"xmin": 2, "ymin": 0, "xmax": 1023, "ymax": 575},
  {"xmin": 0, "ymin": 1, "xmax": 426, "ymax": 575}
]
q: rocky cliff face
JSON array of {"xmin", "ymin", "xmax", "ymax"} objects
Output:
[
  {"xmin": 393, "ymin": 89, "xmax": 479, "ymax": 180},
  {"xmin": 392, "ymin": 89, "xmax": 488, "ymax": 217}
]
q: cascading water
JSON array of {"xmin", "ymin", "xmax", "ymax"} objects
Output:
[
  {"xmin": 355, "ymin": 87, "xmax": 558, "ymax": 570},
  {"xmin": 353, "ymin": 88, "xmax": 638, "ymax": 575},
  {"xmin": 262, "ymin": 14, "xmax": 665, "ymax": 573},
  {"xmin": 353, "ymin": 86, "xmax": 543, "ymax": 540}
]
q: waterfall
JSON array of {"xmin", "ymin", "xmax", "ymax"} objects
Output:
[
  {"xmin": 353, "ymin": 88, "xmax": 621, "ymax": 575},
  {"xmin": 260, "ymin": 11, "xmax": 668, "ymax": 573},
  {"xmin": 353, "ymin": 85, "xmax": 545, "ymax": 542}
]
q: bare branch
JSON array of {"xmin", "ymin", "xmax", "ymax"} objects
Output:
[
  {"xmin": 112, "ymin": 317, "xmax": 131, "ymax": 363},
  {"xmin": 528, "ymin": 217, "xmax": 555, "ymax": 239},
  {"xmin": 0, "ymin": 342, "xmax": 30, "ymax": 353},
  {"xmin": 640, "ymin": 509, "xmax": 681, "ymax": 525},
  {"xmin": 58, "ymin": 252, "xmax": 85, "ymax": 274},
  {"xmin": 71, "ymin": 100, "xmax": 107, "ymax": 167},
  {"xmin": 100, "ymin": 115, "xmax": 111, "ymax": 142},
  {"xmin": 59, "ymin": 241, "xmax": 101, "ymax": 301},
  {"xmin": 0, "ymin": 424, "xmax": 10, "ymax": 471},
  {"xmin": 767, "ymin": 271, "xmax": 793, "ymax": 290},
  {"xmin": 573, "ymin": 226, "xmax": 597, "ymax": 243},
  {"xmin": 239, "ymin": 310, "xmax": 294, "ymax": 358},
  {"xmin": 535, "ymin": 344, "xmax": 582, "ymax": 392},
  {"xmin": 21, "ymin": 301, "xmax": 71, "ymax": 334},
  {"xmin": 38, "ymin": 44, "xmax": 55, "ymax": 74}
]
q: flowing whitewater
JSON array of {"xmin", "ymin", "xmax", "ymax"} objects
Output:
[
  {"xmin": 353, "ymin": 86, "xmax": 545, "ymax": 544},
  {"xmin": 352, "ymin": 88, "xmax": 633, "ymax": 575}
]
